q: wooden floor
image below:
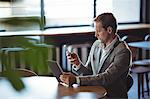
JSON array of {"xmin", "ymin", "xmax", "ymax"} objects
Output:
[{"xmin": 128, "ymin": 73, "xmax": 150, "ymax": 99}]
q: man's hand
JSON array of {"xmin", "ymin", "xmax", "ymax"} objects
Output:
[
  {"xmin": 60, "ymin": 72, "xmax": 76, "ymax": 86},
  {"xmin": 66, "ymin": 51, "xmax": 81, "ymax": 67}
]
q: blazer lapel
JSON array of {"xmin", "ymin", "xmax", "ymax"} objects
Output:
[
  {"xmin": 89, "ymin": 43, "xmax": 98, "ymax": 75},
  {"xmin": 91, "ymin": 47, "xmax": 102, "ymax": 75},
  {"xmin": 98, "ymin": 40, "xmax": 121, "ymax": 73},
  {"xmin": 97, "ymin": 48, "xmax": 114, "ymax": 73}
]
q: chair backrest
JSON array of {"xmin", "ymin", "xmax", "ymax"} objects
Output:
[
  {"xmin": 126, "ymin": 74, "xmax": 134, "ymax": 92},
  {"xmin": 121, "ymin": 35, "xmax": 144, "ymax": 61},
  {"xmin": 15, "ymin": 68, "xmax": 38, "ymax": 77},
  {"xmin": 0, "ymin": 69, "xmax": 38, "ymax": 77},
  {"xmin": 25, "ymin": 36, "xmax": 41, "ymax": 44},
  {"xmin": 121, "ymin": 35, "xmax": 144, "ymax": 43},
  {"xmin": 144, "ymin": 34, "xmax": 150, "ymax": 41},
  {"xmin": 62, "ymin": 43, "xmax": 92, "ymax": 71},
  {"xmin": 121, "ymin": 36, "xmax": 137, "ymax": 91},
  {"xmin": 67, "ymin": 43, "xmax": 91, "ymax": 62}
]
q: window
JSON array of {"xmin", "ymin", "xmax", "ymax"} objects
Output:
[
  {"xmin": 0, "ymin": 0, "xmax": 41, "ymax": 31},
  {"xmin": 44, "ymin": 0, "xmax": 141, "ymax": 28},
  {"xmin": 96, "ymin": 0, "xmax": 141, "ymax": 23},
  {"xmin": 44, "ymin": 0, "xmax": 94, "ymax": 28},
  {"xmin": 0, "ymin": 0, "xmax": 40, "ymax": 18}
]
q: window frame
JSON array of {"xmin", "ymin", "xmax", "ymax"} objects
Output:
[{"xmin": 0, "ymin": 0, "xmax": 147, "ymax": 31}]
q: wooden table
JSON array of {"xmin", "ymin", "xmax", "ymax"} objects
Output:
[
  {"xmin": 128, "ymin": 41, "xmax": 150, "ymax": 50},
  {"xmin": 0, "ymin": 76, "xmax": 107, "ymax": 99}
]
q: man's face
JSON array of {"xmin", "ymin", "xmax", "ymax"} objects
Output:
[{"xmin": 94, "ymin": 21, "xmax": 109, "ymax": 43}]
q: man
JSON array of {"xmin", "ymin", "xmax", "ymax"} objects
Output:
[{"xmin": 60, "ymin": 13, "xmax": 132, "ymax": 98}]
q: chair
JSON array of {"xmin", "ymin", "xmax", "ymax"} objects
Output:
[
  {"xmin": 121, "ymin": 35, "xmax": 144, "ymax": 43},
  {"xmin": 131, "ymin": 64, "xmax": 150, "ymax": 99},
  {"xmin": 0, "ymin": 37, "xmax": 28, "ymax": 71},
  {"xmin": 126, "ymin": 74, "xmax": 134, "ymax": 92},
  {"xmin": 145, "ymin": 34, "xmax": 150, "ymax": 41},
  {"xmin": 15, "ymin": 68, "xmax": 38, "ymax": 77},
  {"xmin": 122, "ymin": 35, "xmax": 150, "ymax": 99},
  {"xmin": 0, "ymin": 36, "xmax": 54, "ymax": 75},
  {"xmin": 0, "ymin": 68, "xmax": 38, "ymax": 77},
  {"xmin": 144, "ymin": 34, "xmax": 150, "ymax": 59},
  {"xmin": 62, "ymin": 43, "xmax": 92, "ymax": 71},
  {"xmin": 24, "ymin": 36, "xmax": 55, "ymax": 75}
]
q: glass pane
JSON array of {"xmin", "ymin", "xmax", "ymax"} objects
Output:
[
  {"xmin": 11, "ymin": 0, "xmax": 41, "ymax": 16},
  {"xmin": 113, "ymin": 0, "xmax": 140, "ymax": 23},
  {"xmin": 0, "ymin": 0, "xmax": 41, "ymax": 31},
  {"xmin": 96, "ymin": 0, "xmax": 140, "ymax": 23},
  {"xmin": 0, "ymin": 2, "xmax": 11, "ymax": 18},
  {"xmin": 44, "ymin": 0, "xmax": 94, "ymax": 27},
  {"xmin": 0, "ymin": 0, "xmax": 41, "ymax": 18}
]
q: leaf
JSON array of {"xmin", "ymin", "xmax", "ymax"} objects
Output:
[{"xmin": 2, "ymin": 70, "xmax": 25, "ymax": 91}]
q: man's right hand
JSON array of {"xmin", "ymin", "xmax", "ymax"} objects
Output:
[{"xmin": 66, "ymin": 51, "xmax": 81, "ymax": 67}]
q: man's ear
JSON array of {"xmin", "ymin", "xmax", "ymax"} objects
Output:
[{"xmin": 107, "ymin": 26, "xmax": 113, "ymax": 34}]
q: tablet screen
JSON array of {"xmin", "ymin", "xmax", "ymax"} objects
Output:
[{"xmin": 48, "ymin": 60, "xmax": 63, "ymax": 82}]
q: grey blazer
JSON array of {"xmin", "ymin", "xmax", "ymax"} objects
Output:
[{"xmin": 73, "ymin": 36, "xmax": 132, "ymax": 98}]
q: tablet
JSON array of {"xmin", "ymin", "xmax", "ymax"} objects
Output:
[{"xmin": 48, "ymin": 60, "xmax": 63, "ymax": 82}]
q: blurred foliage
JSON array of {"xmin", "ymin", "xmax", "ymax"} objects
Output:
[
  {"xmin": 0, "ymin": 36, "xmax": 54, "ymax": 91},
  {"xmin": 1, "ymin": 70, "xmax": 25, "ymax": 91},
  {"xmin": 0, "ymin": 0, "xmax": 47, "ymax": 91},
  {"xmin": 0, "ymin": 17, "xmax": 41, "ymax": 31}
]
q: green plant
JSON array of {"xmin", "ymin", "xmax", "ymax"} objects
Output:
[{"xmin": 0, "ymin": 36, "xmax": 53, "ymax": 91}]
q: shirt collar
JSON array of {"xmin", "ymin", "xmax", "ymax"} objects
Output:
[{"xmin": 99, "ymin": 36, "xmax": 118, "ymax": 51}]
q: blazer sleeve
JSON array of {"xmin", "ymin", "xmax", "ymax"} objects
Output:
[
  {"xmin": 78, "ymin": 44, "xmax": 131, "ymax": 86},
  {"xmin": 72, "ymin": 63, "xmax": 93, "ymax": 76}
]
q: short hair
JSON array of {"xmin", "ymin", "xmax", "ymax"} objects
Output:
[{"xmin": 94, "ymin": 13, "xmax": 117, "ymax": 33}]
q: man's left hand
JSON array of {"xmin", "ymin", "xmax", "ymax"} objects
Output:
[{"xmin": 60, "ymin": 72, "xmax": 76, "ymax": 86}]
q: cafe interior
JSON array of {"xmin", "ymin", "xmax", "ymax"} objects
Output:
[{"xmin": 0, "ymin": 0, "xmax": 149, "ymax": 99}]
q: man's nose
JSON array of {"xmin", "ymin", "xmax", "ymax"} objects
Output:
[
  {"xmin": 94, "ymin": 33, "xmax": 96, "ymax": 37},
  {"xmin": 95, "ymin": 32, "xmax": 98, "ymax": 37}
]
